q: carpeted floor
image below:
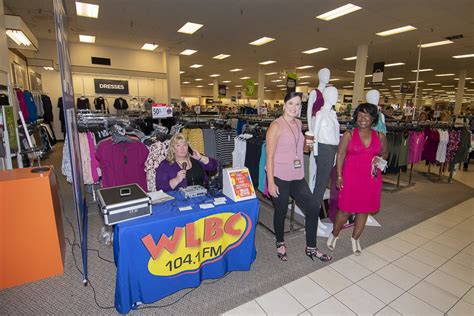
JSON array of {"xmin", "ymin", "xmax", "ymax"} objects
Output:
[{"xmin": 0, "ymin": 143, "xmax": 472, "ymax": 315}]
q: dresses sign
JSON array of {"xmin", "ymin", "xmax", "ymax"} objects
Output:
[{"xmin": 94, "ymin": 79, "xmax": 129, "ymax": 94}]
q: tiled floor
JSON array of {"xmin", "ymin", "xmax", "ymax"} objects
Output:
[{"xmin": 224, "ymin": 197, "xmax": 474, "ymax": 315}]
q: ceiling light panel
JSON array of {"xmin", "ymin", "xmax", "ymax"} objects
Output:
[
  {"xmin": 411, "ymin": 68, "xmax": 433, "ymax": 72},
  {"xmin": 385, "ymin": 62, "xmax": 405, "ymax": 67},
  {"xmin": 454, "ymin": 77, "xmax": 473, "ymax": 80},
  {"xmin": 182, "ymin": 81, "xmax": 190, "ymax": 84},
  {"xmin": 299, "ymin": 75, "xmax": 311, "ymax": 79},
  {"xmin": 299, "ymin": 82, "xmax": 310, "ymax": 85},
  {"xmin": 347, "ymin": 70, "xmax": 355, "ymax": 73},
  {"xmin": 75, "ymin": 2, "xmax": 99, "ymax": 18},
  {"xmin": 209, "ymin": 74, "xmax": 221, "ymax": 77},
  {"xmin": 222, "ymin": 80, "xmax": 231, "ymax": 83},
  {"xmin": 213, "ymin": 54, "xmax": 230, "ymax": 60},
  {"xmin": 6, "ymin": 30, "xmax": 32, "ymax": 46},
  {"xmin": 418, "ymin": 40, "xmax": 453, "ymax": 48},
  {"xmin": 177, "ymin": 22, "xmax": 203, "ymax": 34},
  {"xmin": 180, "ymin": 71, "xmax": 185, "ymax": 74},
  {"xmin": 43, "ymin": 66, "xmax": 54, "ymax": 71},
  {"xmin": 343, "ymin": 85, "xmax": 353, "ymax": 88},
  {"xmin": 79, "ymin": 35, "xmax": 95, "ymax": 43},
  {"xmin": 190, "ymin": 64, "xmax": 203, "ymax": 68},
  {"xmin": 235, "ymin": 85, "xmax": 243, "ymax": 87},
  {"xmin": 409, "ymin": 80, "xmax": 424, "ymax": 83},
  {"xmin": 230, "ymin": 68, "xmax": 243, "ymax": 72},
  {"xmin": 259, "ymin": 60, "xmax": 276, "ymax": 65},
  {"xmin": 427, "ymin": 83, "xmax": 441, "ymax": 86},
  {"xmin": 316, "ymin": 4, "xmax": 362, "ymax": 21},
  {"xmin": 249, "ymin": 37, "xmax": 275, "ymax": 46},
  {"xmin": 296, "ymin": 65, "xmax": 313, "ymax": 69},
  {"xmin": 180, "ymin": 49, "xmax": 197, "ymax": 55},
  {"xmin": 388, "ymin": 77, "xmax": 404, "ymax": 80},
  {"xmin": 194, "ymin": 78, "xmax": 203, "ymax": 81},
  {"xmin": 265, "ymin": 72, "xmax": 277, "ymax": 75},
  {"xmin": 452, "ymin": 53, "xmax": 474, "ymax": 58},
  {"xmin": 329, "ymin": 78, "xmax": 340, "ymax": 81},
  {"xmin": 376, "ymin": 25, "xmax": 417, "ymax": 36},
  {"xmin": 435, "ymin": 73, "xmax": 455, "ymax": 77},
  {"xmin": 141, "ymin": 43, "xmax": 158, "ymax": 50},
  {"xmin": 343, "ymin": 56, "xmax": 357, "ymax": 61},
  {"xmin": 302, "ymin": 47, "xmax": 328, "ymax": 54},
  {"xmin": 240, "ymin": 76, "xmax": 250, "ymax": 79}
]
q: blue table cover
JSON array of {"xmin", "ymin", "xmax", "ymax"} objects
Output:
[{"xmin": 113, "ymin": 192, "xmax": 260, "ymax": 313}]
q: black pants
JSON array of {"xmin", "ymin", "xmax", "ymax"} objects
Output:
[
  {"xmin": 313, "ymin": 143, "xmax": 338, "ymax": 214},
  {"xmin": 272, "ymin": 177, "xmax": 319, "ymax": 247}
]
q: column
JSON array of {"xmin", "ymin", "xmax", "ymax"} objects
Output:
[
  {"xmin": 164, "ymin": 50, "xmax": 181, "ymax": 104},
  {"xmin": 213, "ymin": 79, "xmax": 218, "ymax": 100},
  {"xmin": 454, "ymin": 69, "xmax": 466, "ymax": 115},
  {"xmin": 0, "ymin": 0, "xmax": 10, "ymax": 86},
  {"xmin": 353, "ymin": 44, "xmax": 368, "ymax": 107},
  {"xmin": 257, "ymin": 67, "xmax": 265, "ymax": 101}
]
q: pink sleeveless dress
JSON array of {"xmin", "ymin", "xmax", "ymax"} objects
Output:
[{"xmin": 338, "ymin": 128, "xmax": 382, "ymax": 213}]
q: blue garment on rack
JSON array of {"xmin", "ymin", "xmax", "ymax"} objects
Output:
[
  {"xmin": 23, "ymin": 91, "xmax": 38, "ymax": 122},
  {"xmin": 373, "ymin": 112, "xmax": 386, "ymax": 135},
  {"xmin": 258, "ymin": 142, "xmax": 267, "ymax": 193},
  {"xmin": 237, "ymin": 119, "xmax": 247, "ymax": 135}
]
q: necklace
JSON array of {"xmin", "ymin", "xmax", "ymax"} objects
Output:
[{"xmin": 282, "ymin": 116, "xmax": 300, "ymax": 159}]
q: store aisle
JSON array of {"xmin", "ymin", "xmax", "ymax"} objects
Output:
[{"xmin": 224, "ymin": 198, "xmax": 474, "ymax": 316}]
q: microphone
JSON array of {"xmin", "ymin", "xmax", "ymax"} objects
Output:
[{"xmin": 182, "ymin": 162, "xmax": 187, "ymax": 170}]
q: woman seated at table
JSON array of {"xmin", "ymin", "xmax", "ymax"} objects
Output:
[{"xmin": 156, "ymin": 133, "xmax": 217, "ymax": 192}]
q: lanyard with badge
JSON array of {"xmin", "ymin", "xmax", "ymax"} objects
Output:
[{"xmin": 283, "ymin": 117, "xmax": 302, "ymax": 169}]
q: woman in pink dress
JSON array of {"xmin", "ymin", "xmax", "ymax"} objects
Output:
[{"xmin": 327, "ymin": 103, "xmax": 388, "ymax": 255}]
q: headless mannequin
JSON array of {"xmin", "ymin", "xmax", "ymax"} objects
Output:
[
  {"xmin": 311, "ymin": 87, "xmax": 340, "ymax": 217},
  {"xmin": 367, "ymin": 90, "xmax": 386, "ymax": 134}
]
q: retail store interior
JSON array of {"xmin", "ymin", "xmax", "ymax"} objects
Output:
[{"xmin": 0, "ymin": 0, "xmax": 473, "ymax": 315}]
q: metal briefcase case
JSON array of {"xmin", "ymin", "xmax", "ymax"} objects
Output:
[{"xmin": 97, "ymin": 184, "xmax": 152, "ymax": 225}]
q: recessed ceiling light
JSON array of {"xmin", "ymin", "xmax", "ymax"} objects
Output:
[
  {"xmin": 391, "ymin": 85, "xmax": 400, "ymax": 87},
  {"xmin": 376, "ymin": 25, "xmax": 417, "ymax": 36},
  {"xmin": 265, "ymin": 90, "xmax": 272, "ymax": 92},
  {"xmin": 385, "ymin": 62, "xmax": 405, "ymax": 67},
  {"xmin": 280, "ymin": 88, "xmax": 287, "ymax": 91},
  {"xmin": 343, "ymin": 85, "xmax": 353, "ymax": 88},
  {"xmin": 347, "ymin": 70, "xmax": 355, "ymax": 73},
  {"xmin": 427, "ymin": 83, "xmax": 441, "ymax": 86},
  {"xmin": 329, "ymin": 78, "xmax": 340, "ymax": 81},
  {"xmin": 296, "ymin": 65, "xmax": 313, "ymax": 69},
  {"xmin": 222, "ymin": 80, "xmax": 231, "ymax": 83},
  {"xmin": 435, "ymin": 73, "xmax": 455, "ymax": 77},
  {"xmin": 422, "ymin": 88, "xmax": 433, "ymax": 91},
  {"xmin": 230, "ymin": 68, "xmax": 243, "ymax": 72},
  {"xmin": 249, "ymin": 37, "xmax": 275, "ymax": 46},
  {"xmin": 272, "ymin": 79, "xmax": 283, "ymax": 82},
  {"xmin": 411, "ymin": 68, "xmax": 433, "ymax": 72},
  {"xmin": 209, "ymin": 74, "xmax": 221, "ymax": 77},
  {"xmin": 454, "ymin": 77, "xmax": 473, "ymax": 80},
  {"xmin": 196, "ymin": 85, "xmax": 203, "ymax": 88},
  {"xmin": 265, "ymin": 72, "xmax": 277, "ymax": 75},
  {"xmin": 179, "ymin": 71, "xmax": 185, "ymax": 74},
  {"xmin": 442, "ymin": 85, "xmax": 455, "ymax": 87},
  {"xmin": 190, "ymin": 64, "xmax": 203, "ymax": 68},
  {"xmin": 316, "ymin": 4, "xmax": 362, "ymax": 21},
  {"xmin": 177, "ymin": 22, "xmax": 203, "ymax": 34},
  {"xmin": 409, "ymin": 80, "xmax": 424, "ymax": 83},
  {"xmin": 302, "ymin": 47, "xmax": 328, "ymax": 54},
  {"xmin": 235, "ymin": 85, "xmax": 243, "ymax": 87},
  {"xmin": 343, "ymin": 56, "xmax": 357, "ymax": 61},
  {"xmin": 388, "ymin": 77, "xmax": 404, "ymax": 80},
  {"xmin": 299, "ymin": 75, "xmax": 311, "ymax": 79},
  {"xmin": 208, "ymin": 83, "xmax": 214, "ymax": 86},
  {"xmin": 180, "ymin": 49, "xmax": 197, "ymax": 56},
  {"xmin": 240, "ymin": 76, "xmax": 250, "ymax": 80},
  {"xmin": 194, "ymin": 78, "xmax": 203, "ymax": 81},
  {"xmin": 141, "ymin": 43, "xmax": 158, "ymax": 50},
  {"xmin": 365, "ymin": 75, "xmax": 372, "ymax": 78},
  {"xmin": 453, "ymin": 53, "xmax": 474, "ymax": 59},
  {"xmin": 75, "ymin": 2, "xmax": 99, "ymax": 18},
  {"xmin": 43, "ymin": 66, "xmax": 54, "ymax": 71},
  {"xmin": 259, "ymin": 60, "xmax": 277, "ymax": 65},
  {"xmin": 79, "ymin": 35, "xmax": 95, "ymax": 43},
  {"xmin": 298, "ymin": 82, "xmax": 310, "ymax": 85},
  {"xmin": 418, "ymin": 40, "xmax": 453, "ymax": 48},
  {"xmin": 213, "ymin": 54, "xmax": 230, "ymax": 60},
  {"xmin": 277, "ymin": 84, "xmax": 286, "ymax": 87},
  {"xmin": 182, "ymin": 81, "xmax": 190, "ymax": 84}
]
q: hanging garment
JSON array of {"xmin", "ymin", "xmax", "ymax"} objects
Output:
[
  {"xmin": 76, "ymin": 97, "xmax": 90, "ymax": 110},
  {"xmin": 96, "ymin": 139, "xmax": 149, "ymax": 190},
  {"xmin": 94, "ymin": 97, "xmax": 106, "ymax": 112},
  {"xmin": 16, "ymin": 89, "xmax": 29, "ymax": 122},
  {"xmin": 41, "ymin": 95, "xmax": 54, "ymax": 123},
  {"xmin": 32, "ymin": 92, "xmax": 44, "ymax": 117},
  {"xmin": 144, "ymin": 140, "xmax": 170, "ymax": 192},
  {"xmin": 113, "ymin": 98, "xmax": 129, "ymax": 110},
  {"xmin": 445, "ymin": 130, "xmax": 461, "ymax": 165},
  {"xmin": 435, "ymin": 129, "xmax": 450, "ymax": 163},
  {"xmin": 23, "ymin": 91, "xmax": 38, "ymax": 122},
  {"xmin": 407, "ymin": 131, "xmax": 426, "ymax": 164},
  {"xmin": 144, "ymin": 99, "xmax": 154, "ymax": 111},
  {"xmin": 398, "ymin": 133, "xmax": 409, "ymax": 167},
  {"xmin": 309, "ymin": 88, "xmax": 324, "ymax": 117},
  {"xmin": 87, "ymin": 131, "xmax": 100, "ymax": 183},
  {"xmin": 62, "ymin": 136, "xmax": 72, "ymax": 183},
  {"xmin": 182, "ymin": 128, "xmax": 205, "ymax": 154},
  {"xmin": 202, "ymin": 128, "xmax": 217, "ymax": 159},
  {"xmin": 79, "ymin": 132, "xmax": 94, "ymax": 184},
  {"xmin": 258, "ymin": 142, "xmax": 267, "ymax": 193},
  {"xmin": 215, "ymin": 128, "xmax": 236, "ymax": 167},
  {"xmin": 373, "ymin": 112, "xmax": 387, "ymax": 135},
  {"xmin": 232, "ymin": 134, "xmax": 253, "ymax": 168},
  {"xmin": 422, "ymin": 128, "xmax": 440, "ymax": 164},
  {"xmin": 0, "ymin": 93, "xmax": 9, "ymax": 106},
  {"xmin": 58, "ymin": 97, "xmax": 65, "ymax": 133},
  {"xmin": 244, "ymin": 137, "xmax": 264, "ymax": 189},
  {"xmin": 129, "ymin": 98, "xmax": 141, "ymax": 111}
]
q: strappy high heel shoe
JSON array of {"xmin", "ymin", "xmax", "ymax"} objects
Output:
[
  {"xmin": 327, "ymin": 233, "xmax": 339, "ymax": 251},
  {"xmin": 276, "ymin": 241, "xmax": 287, "ymax": 261},
  {"xmin": 351, "ymin": 237, "xmax": 362, "ymax": 256},
  {"xmin": 305, "ymin": 247, "xmax": 332, "ymax": 262}
]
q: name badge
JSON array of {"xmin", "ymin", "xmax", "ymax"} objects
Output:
[{"xmin": 294, "ymin": 159, "xmax": 302, "ymax": 169}]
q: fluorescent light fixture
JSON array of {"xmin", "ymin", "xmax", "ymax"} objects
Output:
[
  {"xmin": 379, "ymin": 89, "xmax": 389, "ymax": 91},
  {"xmin": 240, "ymin": 76, "xmax": 251, "ymax": 80},
  {"xmin": 299, "ymin": 82, "xmax": 310, "ymax": 85},
  {"xmin": 391, "ymin": 85, "xmax": 401, "ymax": 87},
  {"xmin": 190, "ymin": 64, "xmax": 203, "ymax": 68},
  {"xmin": 249, "ymin": 37, "xmax": 275, "ymax": 46},
  {"xmin": 280, "ymin": 88, "xmax": 287, "ymax": 91},
  {"xmin": 209, "ymin": 74, "xmax": 221, "ymax": 77},
  {"xmin": 182, "ymin": 81, "xmax": 190, "ymax": 84},
  {"xmin": 442, "ymin": 85, "xmax": 454, "ymax": 87},
  {"xmin": 376, "ymin": 25, "xmax": 417, "ymax": 36},
  {"xmin": 343, "ymin": 56, "xmax": 357, "ymax": 61},
  {"xmin": 235, "ymin": 85, "xmax": 243, "ymax": 87},
  {"xmin": 180, "ymin": 71, "xmax": 185, "ymax": 74},
  {"xmin": 364, "ymin": 87, "xmax": 371, "ymax": 90},
  {"xmin": 272, "ymin": 79, "xmax": 283, "ymax": 82},
  {"xmin": 254, "ymin": 83, "xmax": 259, "ymax": 86},
  {"xmin": 453, "ymin": 53, "xmax": 474, "ymax": 59},
  {"xmin": 343, "ymin": 85, "xmax": 353, "ymax": 88},
  {"xmin": 196, "ymin": 85, "xmax": 203, "ymax": 88},
  {"xmin": 265, "ymin": 90, "xmax": 272, "ymax": 92},
  {"xmin": 222, "ymin": 80, "xmax": 231, "ymax": 83},
  {"xmin": 388, "ymin": 77, "xmax": 404, "ymax": 81},
  {"xmin": 455, "ymin": 77, "xmax": 473, "ymax": 80},
  {"xmin": 208, "ymin": 83, "xmax": 214, "ymax": 86},
  {"xmin": 347, "ymin": 70, "xmax": 355, "ymax": 73},
  {"xmin": 409, "ymin": 80, "xmax": 424, "ymax": 83},
  {"xmin": 435, "ymin": 73, "xmax": 455, "ymax": 77},
  {"xmin": 329, "ymin": 78, "xmax": 340, "ymax": 81},
  {"xmin": 213, "ymin": 54, "xmax": 230, "ymax": 60},
  {"xmin": 299, "ymin": 75, "xmax": 311, "ymax": 79},
  {"xmin": 385, "ymin": 62, "xmax": 405, "ymax": 67},
  {"xmin": 177, "ymin": 22, "xmax": 203, "ymax": 34},
  {"xmin": 427, "ymin": 83, "xmax": 441, "ymax": 86},
  {"xmin": 79, "ymin": 35, "xmax": 95, "ymax": 43},
  {"xmin": 230, "ymin": 68, "xmax": 243, "ymax": 72},
  {"xmin": 316, "ymin": 4, "xmax": 362, "ymax": 21},
  {"xmin": 277, "ymin": 84, "xmax": 286, "ymax": 87},
  {"xmin": 194, "ymin": 78, "xmax": 203, "ymax": 81},
  {"xmin": 43, "ymin": 66, "xmax": 54, "ymax": 71},
  {"xmin": 6, "ymin": 30, "xmax": 32, "ymax": 46},
  {"xmin": 418, "ymin": 40, "xmax": 453, "ymax": 48},
  {"xmin": 141, "ymin": 43, "xmax": 158, "ymax": 50},
  {"xmin": 259, "ymin": 60, "xmax": 277, "ymax": 65},
  {"xmin": 411, "ymin": 68, "xmax": 433, "ymax": 72},
  {"xmin": 422, "ymin": 88, "xmax": 433, "ymax": 91},
  {"xmin": 180, "ymin": 49, "xmax": 197, "ymax": 55},
  {"xmin": 75, "ymin": 2, "xmax": 99, "ymax": 18},
  {"xmin": 302, "ymin": 47, "xmax": 328, "ymax": 54},
  {"xmin": 365, "ymin": 75, "xmax": 372, "ymax": 78},
  {"xmin": 265, "ymin": 72, "xmax": 277, "ymax": 75},
  {"xmin": 296, "ymin": 65, "xmax": 313, "ymax": 69}
]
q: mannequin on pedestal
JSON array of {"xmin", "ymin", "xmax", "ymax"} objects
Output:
[
  {"xmin": 368, "ymin": 90, "xmax": 386, "ymax": 134},
  {"xmin": 310, "ymin": 86, "xmax": 340, "ymax": 219}
]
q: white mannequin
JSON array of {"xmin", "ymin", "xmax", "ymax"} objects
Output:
[
  {"xmin": 367, "ymin": 89, "xmax": 386, "ymax": 134},
  {"xmin": 312, "ymin": 86, "xmax": 340, "ymax": 156},
  {"xmin": 307, "ymin": 68, "xmax": 330, "ymax": 132},
  {"xmin": 366, "ymin": 89, "xmax": 380, "ymax": 105}
]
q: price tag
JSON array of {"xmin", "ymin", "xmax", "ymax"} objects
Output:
[{"xmin": 152, "ymin": 103, "xmax": 173, "ymax": 118}]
